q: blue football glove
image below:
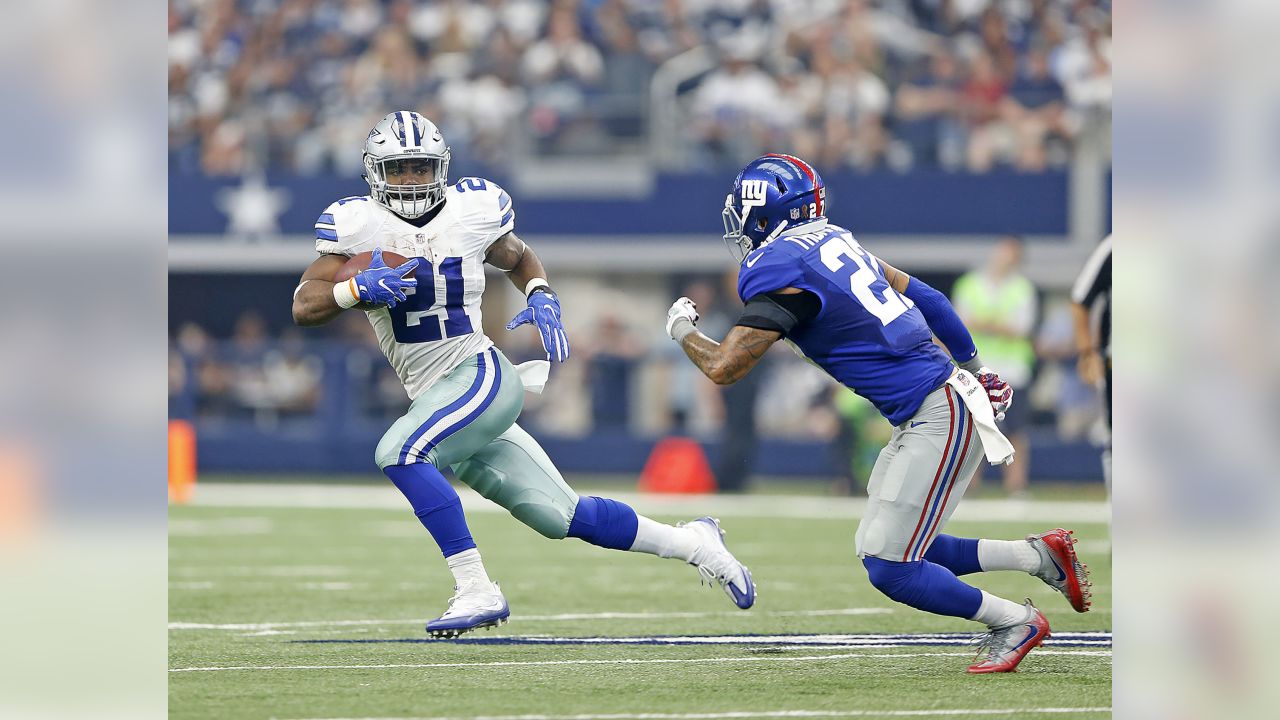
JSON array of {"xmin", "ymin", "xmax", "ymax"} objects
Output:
[
  {"xmin": 355, "ymin": 248, "xmax": 419, "ymax": 309},
  {"xmin": 507, "ymin": 288, "xmax": 570, "ymax": 362}
]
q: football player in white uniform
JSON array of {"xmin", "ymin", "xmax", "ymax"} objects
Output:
[{"xmin": 292, "ymin": 111, "xmax": 755, "ymax": 637}]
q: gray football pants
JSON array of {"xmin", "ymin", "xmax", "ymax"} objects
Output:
[{"xmin": 854, "ymin": 383, "xmax": 986, "ymax": 562}]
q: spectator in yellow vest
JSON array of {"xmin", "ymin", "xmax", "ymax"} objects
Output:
[{"xmin": 951, "ymin": 235, "xmax": 1038, "ymax": 497}]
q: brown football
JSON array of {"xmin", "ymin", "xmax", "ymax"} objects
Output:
[{"xmin": 333, "ymin": 250, "xmax": 416, "ymax": 282}]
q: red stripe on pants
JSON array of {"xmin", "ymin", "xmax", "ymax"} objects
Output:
[
  {"xmin": 902, "ymin": 387, "xmax": 956, "ymax": 562},
  {"xmin": 919, "ymin": 412, "xmax": 974, "ymax": 556}
]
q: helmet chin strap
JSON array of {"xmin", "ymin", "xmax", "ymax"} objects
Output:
[
  {"xmin": 762, "ymin": 219, "xmax": 790, "ymax": 245},
  {"xmin": 778, "ymin": 218, "xmax": 828, "ymax": 237},
  {"xmin": 755, "ymin": 217, "xmax": 829, "ymax": 251}
]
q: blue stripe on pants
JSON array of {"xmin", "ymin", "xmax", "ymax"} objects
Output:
[
  {"xmin": 413, "ymin": 349, "xmax": 504, "ymax": 463},
  {"xmin": 909, "ymin": 396, "xmax": 968, "ymax": 561},
  {"xmin": 398, "ymin": 351, "xmax": 489, "ymax": 465}
]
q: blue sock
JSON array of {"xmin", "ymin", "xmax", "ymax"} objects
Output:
[
  {"xmin": 923, "ymin": 534, "xmax": 982, "ymax": 576},
  {"xmin": 566, "ymin": 495, "xmax": 639, "ymax": 550},
  {"xmin": 383, "ymin": 463, "xmax": 476, "ymax": 557},
  {"xmin": 863, "ymin": 556, "xmax": 982, "ymax": 619}
]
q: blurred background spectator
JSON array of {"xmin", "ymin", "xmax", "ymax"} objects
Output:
[
  {"xmin": 951, "ymin": 235, "xmax": 1038, "ymax": 497},
  {"xmin": 169, "ymin": 0, "xmax": 1112, "ymax": 175},
  {"xmin": 583, "ymin": 314, "xmax": 646, "ymax": 431}
]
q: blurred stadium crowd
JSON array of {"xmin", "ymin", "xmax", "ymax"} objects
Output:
[{"xmin": 169, "ymin": 0, "xmax": 1111, "ymax": 174}]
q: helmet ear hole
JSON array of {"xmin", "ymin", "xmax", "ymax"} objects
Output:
[{"xmin": 756, "ymin": 217, "xmax": 768, "ymax": 231}]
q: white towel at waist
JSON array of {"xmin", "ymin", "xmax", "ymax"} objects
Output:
[
  {"xmin": 514, "ymin": 359, "xmax": 550, "ymax": 394},
  {"xmin": 945, "ymin": 369, "xmax": 1016, "ymax": 466}
]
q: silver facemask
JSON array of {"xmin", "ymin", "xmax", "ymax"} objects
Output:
[
  {"xmin": 363, "ymin": 111, "xmax": 451, "ymax": 219},
  {"xmin": 721, "ymin": 192, "xmax": 753, "ymax": 263}
]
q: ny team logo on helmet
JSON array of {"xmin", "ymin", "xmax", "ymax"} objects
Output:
[
  {"xmin": 363, "ymin": 111, "xmax": 451, "ymax": 219},
  {"xmin": 722, "ymin": 154, "xmax": 827, "ymax": 262}
]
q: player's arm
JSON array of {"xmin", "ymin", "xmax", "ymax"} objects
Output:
[
  {"xmin": 666, "ymin": 288, "xmax": 816, "ymax": 385},
  {"xmin": 292, "ymin": 249, "xmax": 419, "ymax": 326},
  {"xmin": 877, "ymin": 258, "xmax": 984, "ymax": 373},
  {"xmin": 1069, "ymin": 238, "xmax": 1110, "ymax": 385},
  {"xmin": 485, "ymin": 231, "xmax": 548, "ymax": 296},
  {"xmin": 487, "ymin": 231, "xmax": 571, "ymax": 362},
  {"xmin": 678, "ymin": 326, "xmax": 781, "ymax": 386},
  {"xmin": 880, "ymin": 257, "xmax": 1014, "ymax": 415},
  {"xmin": 291, "ymin": 254, "xmax": 351, "ymax": 327}
]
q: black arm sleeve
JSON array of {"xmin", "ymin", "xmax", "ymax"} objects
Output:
[{"xmin": 735, "ymin": 290, "xmax": 822, "ymax": 336}]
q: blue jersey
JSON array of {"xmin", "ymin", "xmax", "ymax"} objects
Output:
[{"xmin": 737, "ymin": 222, "xmax": 954, "ymax": 425}]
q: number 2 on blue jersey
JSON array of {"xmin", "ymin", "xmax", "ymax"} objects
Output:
[
  {"xmin": 819, "ymin": 235, "xmax": 914, "ymax": 326},
  {"xmin": 389, "ymin": 257, "xmax": 474, "ymax": 343}
]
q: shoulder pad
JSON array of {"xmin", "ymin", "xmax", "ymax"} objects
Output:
[
  {"xmin": 314, "ymin": 196, "xmax": 375, "ymax": 255},
  {"xmin": 737, "ymin": 242, "xmax": 804, "ymax": 302},
  {"xmin": 447, "ymin": 177, "xmax": 515, "ymax": 239}
]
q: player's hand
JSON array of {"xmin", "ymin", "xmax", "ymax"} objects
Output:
[
  {"xmin": 665, "ymin": 297, "xmax": 699, "ymax": 341},
  {"xmin": 507, "ymin": 288, "xmax": 569, "ymax": 362},
  {"xmin": 354, "ymin": 248, "xmax": 419, "ymax": 309},
  {"xmin": 975, "ymin": 367, "xmax": 1013, "ymax": 421},
  {"xmin": 1077, "ymin": 350, "xmax": 1104, "ymax": 386}
]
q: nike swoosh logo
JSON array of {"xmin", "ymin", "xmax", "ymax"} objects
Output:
[
  {"xmin": 744, "ymin": 250, "xmax": 765, "ymax": 268},
  {"xmin": 1010, "ymin": 624, "xmax": 1039, "ymax": 652},
  {"xmin": 1050, "ymin": 557, "xmax": 1066, "ymax": 582},
  {"xmin": 910, "ymin": 421, "xmax": 928, "ymax": 428}
]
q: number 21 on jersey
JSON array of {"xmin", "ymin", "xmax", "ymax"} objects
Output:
[
  {"xmin": 389, "ymin": 257, "xmax": 474, "ymax": 343},
  {"xmin": 819, "ymin": 235, "xmax": 914, "ymax": 326}
]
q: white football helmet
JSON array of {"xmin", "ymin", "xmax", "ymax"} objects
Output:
[{"xmin": 363, "ymin": 111, "xmax": 451, "ymax": 219}]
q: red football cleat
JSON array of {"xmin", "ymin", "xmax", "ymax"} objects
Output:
[
  {"xmin": 967, "ymin": 600, "xmax": 1051, "ymax": 674},
  {"xmin": 1027, "ymin": 528, "xmax": 1093, "ymax": 613}
]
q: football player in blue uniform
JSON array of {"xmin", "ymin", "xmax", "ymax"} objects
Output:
[{"xmin": 664, "ymin": 154, "xmax": 1092, "ymax": 673}]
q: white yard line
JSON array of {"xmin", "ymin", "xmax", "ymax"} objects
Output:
[
  {"xmin": 169, "ymin": 608, "xmax": 895, "ymax": 631},
  {"xmin": 170, "ymin": 649, "xmax": 1111, "ymax": 673},
  {"xmin": 296, "ymin": 710, "xmax": 1111, "ymax": 720},
  {"xmin": 184, "ymin": 483, "xmax": 1110, "ymax": 524},
  {"xmin": 168, "ymin": 516, "xmax": 274, "ymax": 535}
]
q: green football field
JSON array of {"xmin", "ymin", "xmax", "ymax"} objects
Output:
[{"xmin": 169, "ymin": 482, "xmax": 1112, "ymax": 719}]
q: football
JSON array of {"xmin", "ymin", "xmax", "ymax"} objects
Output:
[{"xmin": 333, "ymin": 250, "xmax": 416, "ymax": 283}]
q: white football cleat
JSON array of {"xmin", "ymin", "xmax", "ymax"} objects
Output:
[
  {"xmin": 425, "ymin": 578, "xmax": 510, "ymax": 639},
  {"xmin": 683, "ymin": 517, "xmax": 756, "ymax": 609}
]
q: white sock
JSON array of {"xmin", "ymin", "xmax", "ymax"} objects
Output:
[
  {"xmin": 977, "ymin": 539, "xmax": 1042, "ymax": 574},
  {"xmin": 629, "ymin": 516, "xmax": 701, "ymax": 562},
  {"xmin": 445, "ymin": 548, "xmax": 492, "ymax": 587},
  {"xmin": 971, "ymin": 590, "xmax": 1031, "ymax": 628}
]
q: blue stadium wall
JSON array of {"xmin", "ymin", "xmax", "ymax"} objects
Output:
[
  {"xmin": 170, "ymin": 170, "xmax": 1070, "ymax": 236},
  {"xmin": 193, "ymin": 424, "xmax": 1103, "ymax": 483}
]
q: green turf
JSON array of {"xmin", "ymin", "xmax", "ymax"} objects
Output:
[{"xmin": 169, "ymin": 491, "xmax": 1112, "ymax": 719}]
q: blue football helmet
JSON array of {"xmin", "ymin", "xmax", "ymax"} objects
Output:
[{"xmin": 722, "ymin": 154, "xmax": 828, "ymax": 262}]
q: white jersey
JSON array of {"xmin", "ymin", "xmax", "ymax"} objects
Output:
[{"xmin": 314, "ymin": 177, "xmax": 516, "ymax": 399}]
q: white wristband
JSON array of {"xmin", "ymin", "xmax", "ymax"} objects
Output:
[
  {"xmin": 332, "ymin": 278, "xmax": 360, "ymax": 309},
  {"xmin": 670, "ymin": 317, "xmax": 697, "ymax": 342},
  {"xmin": 524, "ymin": 277, "xmax": 550, "ymax": 297}
]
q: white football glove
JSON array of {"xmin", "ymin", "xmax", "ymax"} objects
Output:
[{"xmin": 665, "ymin": 297, "xmax": 699, "ymax": 341}]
